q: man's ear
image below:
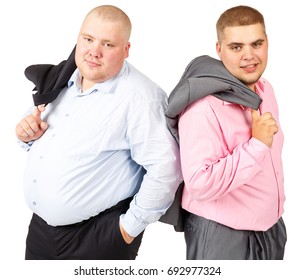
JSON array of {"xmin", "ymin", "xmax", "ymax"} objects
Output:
[
  {"xmin": 125, "ymin": 42, "xmax": 131, "ymax": 58},
  {"xmin": 216, "ymin": 42, "xmax": 222, "ymax": 59}
]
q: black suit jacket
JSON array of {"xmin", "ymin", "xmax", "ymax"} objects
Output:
[{"xmin": 25, "ymin": 46, "xmax": 77, "ymax": 106}]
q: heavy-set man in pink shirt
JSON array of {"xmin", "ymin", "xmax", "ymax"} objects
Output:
[{"xmin": 177, "ymin": 6, "xmax": 287, "ymax": 259}]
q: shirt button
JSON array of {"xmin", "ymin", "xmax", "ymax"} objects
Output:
[
  {"xmin": 33, "ymin": 179, "xmax": 37, "ymax": 183},
  {"xmin": 32, "ymin": 201, "xmax": 36, "ymax": 205}
]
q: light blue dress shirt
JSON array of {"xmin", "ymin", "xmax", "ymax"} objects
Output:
[{"xmin": 21, "ymin": 61, "xmax": 182, "ymax": 237}]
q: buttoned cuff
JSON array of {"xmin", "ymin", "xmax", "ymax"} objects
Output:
[
  {"xmin": 119, "ymin": 210, "xmax": 149, "ymax": 237},
  {"xmin": 247, "ymin": 137, "xmax": 269, "ymax": 165}
]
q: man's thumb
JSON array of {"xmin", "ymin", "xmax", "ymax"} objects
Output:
[
  {"xmin": 251, "ymin": 109, "xmax": 260, "ymax": 119},
  {"xmin": 33, "ymin": 104, "xmax": 46, "ymax": 120},
  {"xmin": 40, "ymin": 121, "xmax": 48, "ymax": 131}
]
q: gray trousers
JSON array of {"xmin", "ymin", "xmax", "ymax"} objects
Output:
[{"xmin": 184, "ymin": 212, "xmax": 287, "ymax": 260}]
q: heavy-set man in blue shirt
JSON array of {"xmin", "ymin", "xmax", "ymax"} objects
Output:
[{"xmin": 15, "ymin": 5, "xmax": 181, "ymax": 260}]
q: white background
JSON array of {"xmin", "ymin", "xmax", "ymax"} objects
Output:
[{"xmin": 1, "ymin": 0, "xmax": 293, "ymax": 279}]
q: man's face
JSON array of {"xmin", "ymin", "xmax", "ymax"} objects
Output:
[
  {"xmin": 75, "ymin": 15, "xmax": 130, "ymax": 90},
  {"xmin": 216, "ymin": 23, "xmax": 268, "ymax": 91}
]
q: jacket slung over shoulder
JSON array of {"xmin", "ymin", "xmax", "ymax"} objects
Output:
[
  {"xmin": 165, "ymin": 55, "xmax": 262, "ymax": 143},
  {"xmin": 25, "ymin": 46, "xmax": 77, "ymax": 106}
]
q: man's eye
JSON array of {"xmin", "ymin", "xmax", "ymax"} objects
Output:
[
  {"xmin": 230, "ymin": 45, "xmax": 241, "ymax": 51},
  {"xmin": 253, "ymin": 42, "xmax": 263, "ymax": 48},
  {"xmin": 84, "ymin": 37, "xmax": 92, "ymax": 43},
  {"xmin": 104, "ymin": 43, "xmax": 114, "ymax": 47}
]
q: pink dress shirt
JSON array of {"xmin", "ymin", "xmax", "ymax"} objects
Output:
[{"xmin": 179, "ymin": 77, "xmax": 285, "ymax": 231}]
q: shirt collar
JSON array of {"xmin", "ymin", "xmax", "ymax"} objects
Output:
[
  {"xmin": 223, "ymin": 100, "xmax": 245, "ymax": 110},
  {"xmin": 254, "ymin": 79, "xmax": 265, "ymax": 95},
  {"xmin": 68, "ymin": 61, "xmax": 127, "ymax": 95}
]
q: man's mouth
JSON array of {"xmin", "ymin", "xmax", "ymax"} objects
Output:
[{"xmin": 241, "ymin": 64, "xmax": 258, "ymax": 72}]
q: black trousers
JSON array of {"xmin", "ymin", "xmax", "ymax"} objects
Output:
[
  {"xmin": 25, "ymin": 198, "xmax": 144, "ymax": 260},
  {"xmin": 184, "ymin": 212, "xmax": 287, "ymax": 260}
]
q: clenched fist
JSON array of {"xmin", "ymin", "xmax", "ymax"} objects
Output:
[
  {"xmin": 15, "ymin": 105, "xmax": 48, "ymax": 143},
  {"xmin": 251, "ymin": 109, "xmax": 278, "ymax": 147}
]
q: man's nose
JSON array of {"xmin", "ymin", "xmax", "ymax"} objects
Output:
[
  {"xmin": 242, "ymin": 46, "xmax": 255, "ymax": 60},
  {"xmin": 89, "ymin": 43, "xmax": 102, "ymax": 58}
]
